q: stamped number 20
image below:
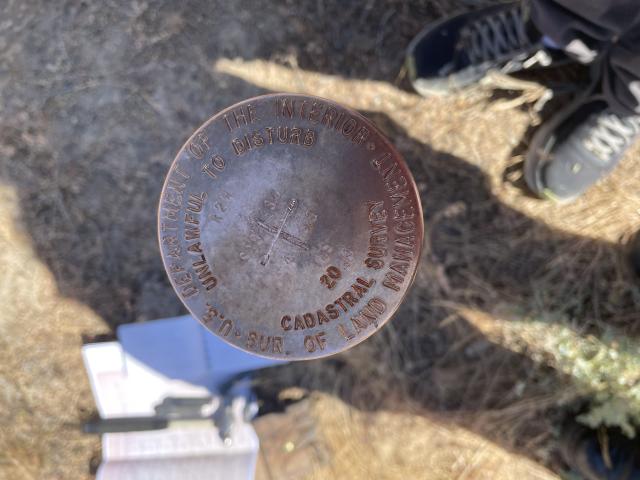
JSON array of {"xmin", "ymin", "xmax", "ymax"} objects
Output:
[{"xmin": 319, "ymin": 266, "xmax": 341, "ymax": 290}]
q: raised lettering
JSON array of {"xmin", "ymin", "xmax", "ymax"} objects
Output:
[
  {"xmin": 219, "ymin": 319, "xmax": 233, "ymax": 337},
  {"xmin": 246, "ymin": 331, "xmax": 257, "ymax": 349},
  {"xmin": 273, "ymin": 336, "xmax": 284, "ymax": 354},
  {"xmin": 303, "ymin": 312, "xmax": 316, "ymax": 328},
  {"xmin": 338, "ymin": 324, "xmax": 355, "ymax": 341},
  {"xmin": 304, "ymin": 336, "xmax": 316, "ymax": 352}
]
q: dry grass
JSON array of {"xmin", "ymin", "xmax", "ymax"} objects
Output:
[
  {"xmin": 0, "ymin": 183, "xmax": 104, "ymax": 479},
  {"xmin": 256, "ymin": 393, "xmax": 559, "ymax": 480}
]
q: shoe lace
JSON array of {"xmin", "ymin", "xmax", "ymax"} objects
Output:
[
  {"xmin": 461, "ymin": 4, "xmax": 535, "ymax": 65},
  {"xmin": 583, "ymin": 110, "xmax": 640, "ymax": 162}
]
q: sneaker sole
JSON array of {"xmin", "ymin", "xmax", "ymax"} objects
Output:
[{"xmin": 523, "ymin": 87, "xmax": 598, "ymax": 202}]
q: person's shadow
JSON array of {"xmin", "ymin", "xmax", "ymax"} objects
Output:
[
  {"xmin": 6, "ymin": 76, "xmax": 638, "ymax": 468},
  {"xmin": 5, "ymin": 67, "xmax": 638, "ymax": 466},
  {"xmin": 255, "ymin": 108, "xmax": 640, "ymax": 467}
]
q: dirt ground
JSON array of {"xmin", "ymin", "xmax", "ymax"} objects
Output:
[{"xmin": 2, "ymin": 0, "xmax": 640, "ymax": 479}]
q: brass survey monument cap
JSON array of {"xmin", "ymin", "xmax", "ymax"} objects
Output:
[{"xmin": 158, "ymin": 94, "xmax": 423, "ymax": 360}]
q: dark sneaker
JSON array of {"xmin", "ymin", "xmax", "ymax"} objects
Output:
[
  {"xmin": 406, "ymin": 2, "xmax": 566, "ymax": 96},
  {"xmin": 561, "ymin": 425, "xmax": 640, "ymax": 480},
  {"xmin": 524, "ymin": 95, "xmax": 640, "ymax": 201},
  {"xmin": 628, "ymin": 231, "xmax": 640, "ymax": 278}
]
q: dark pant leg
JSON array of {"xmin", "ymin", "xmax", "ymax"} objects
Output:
[
  {"xmin": 604, "ymin": 27, "xmax": 640, "ymax": 114},
  {"xmin": 531, "ymin": 0, "xmax": 640, "ymax": 114}
]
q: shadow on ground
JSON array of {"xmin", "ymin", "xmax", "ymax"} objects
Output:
[{"xmin": 255, "ymin": 109, "xmax": 639, "ymax": 470}]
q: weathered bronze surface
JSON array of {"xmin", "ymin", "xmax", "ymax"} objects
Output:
[{"xmin": 158, "ymin": 94, "xmax": 423, "ymax": 360}]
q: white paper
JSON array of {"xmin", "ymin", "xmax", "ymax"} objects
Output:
[{"xmin": 81, "ymin": 315, "xmax": 270, "ymax": 480}]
